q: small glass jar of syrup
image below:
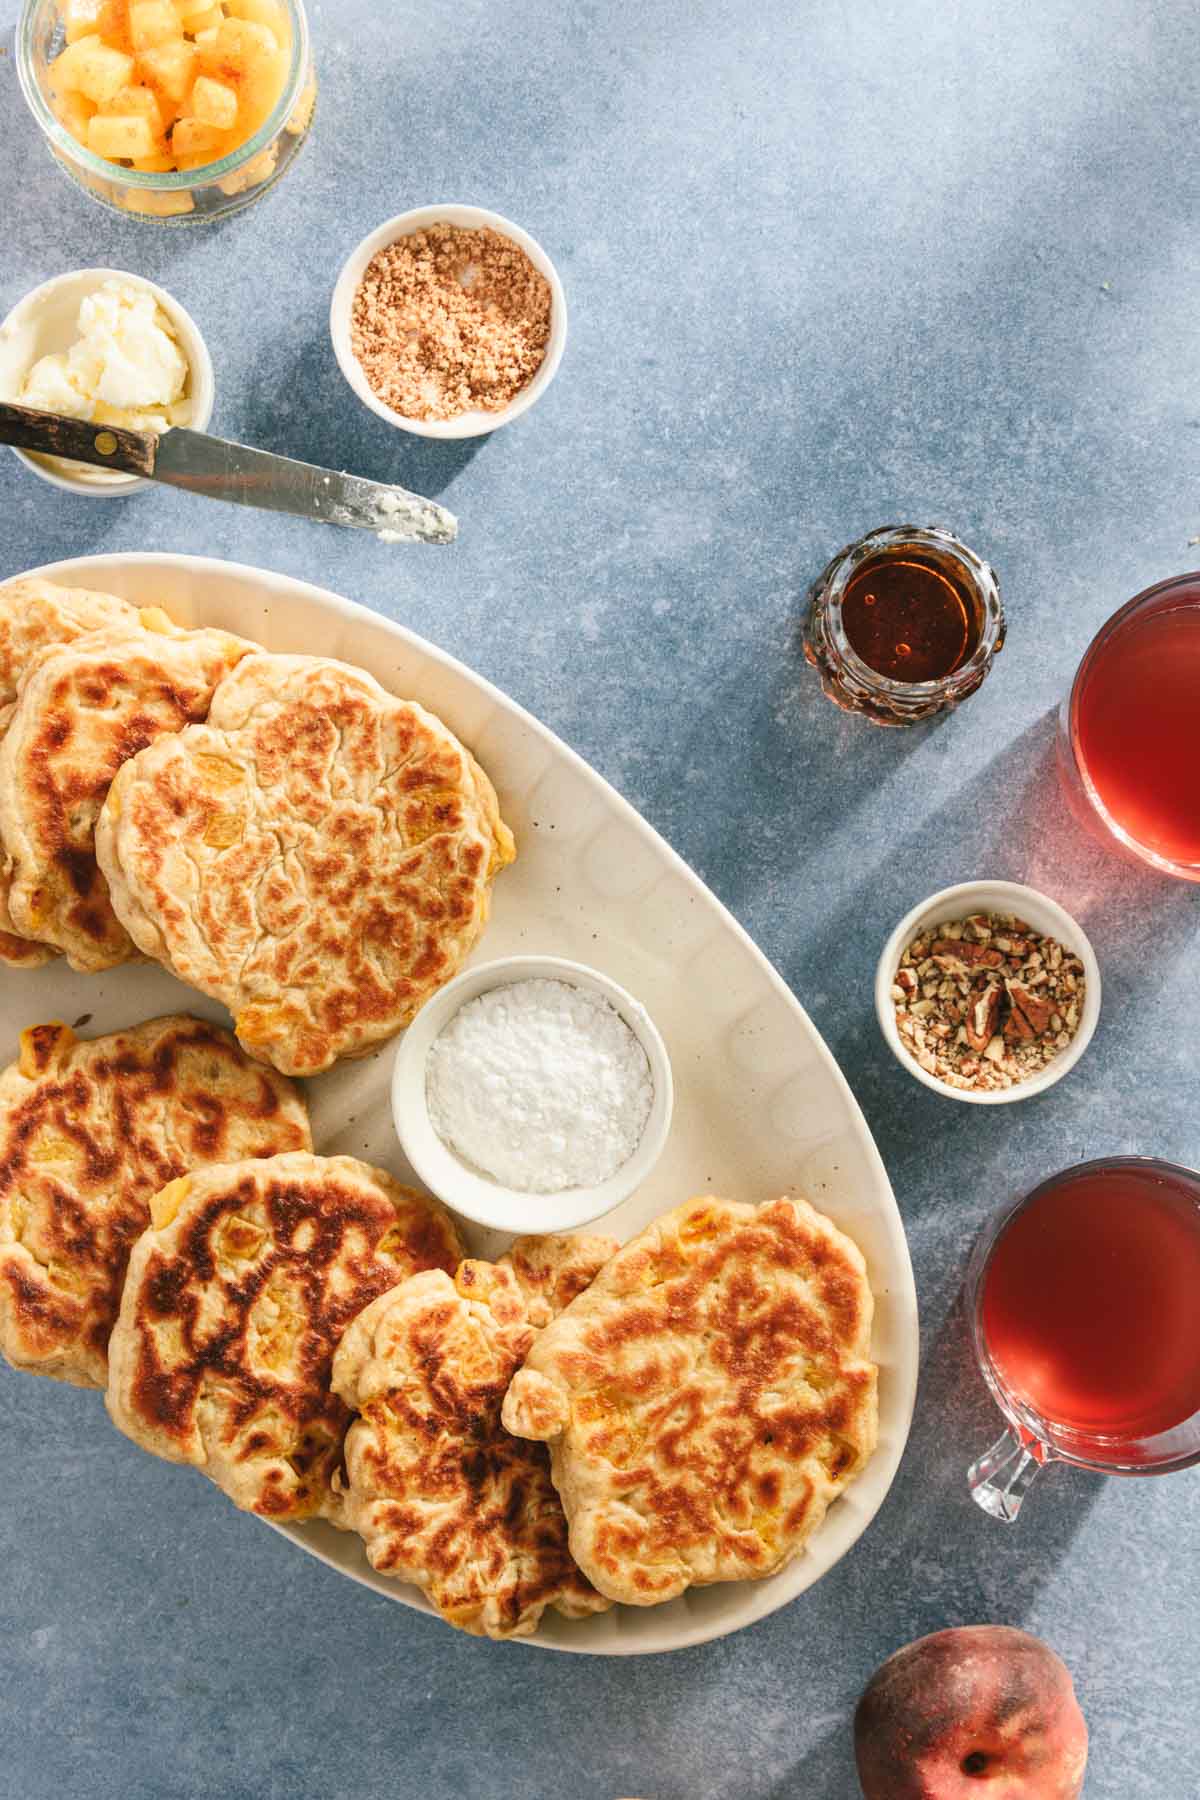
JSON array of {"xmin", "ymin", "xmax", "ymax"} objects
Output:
[{"xmin": 803, "ymin": 525, "xmax": 1005, "ymax": 726}]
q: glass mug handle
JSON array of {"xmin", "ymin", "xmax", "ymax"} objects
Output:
[{"xmin": 968, "ymin": 1423, "xmax": 1052, "ymax": 1522}]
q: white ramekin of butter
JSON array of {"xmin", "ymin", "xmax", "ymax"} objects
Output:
[{"xmin": 0, "ymin": 267, "xmax": 214, "ymax": 497}]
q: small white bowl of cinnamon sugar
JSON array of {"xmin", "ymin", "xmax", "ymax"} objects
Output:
[
  {"xmin": 875, "ymin": 880, "xmax": 1102, "ymax": 1105},
  {"xmin": 330, "ymin": 204, "xmax": 567, "ymax": 439}
]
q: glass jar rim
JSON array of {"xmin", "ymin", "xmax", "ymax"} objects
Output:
[
  {"xmin": 967, "ymin": 1155, "xmax": 1200, "ymax": 1475},
  {"xmin": 819, "ymin": 523, "xmax": 1003, "ymax": 699},
  {"xmin": 16, "ymin": 0, "xmax": 310, "ymax": 192}
]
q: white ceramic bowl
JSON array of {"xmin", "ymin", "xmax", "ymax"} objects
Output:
[
  {"xmin": 392, "ymin": 955, "xmax": 673, "ymax": 1232},
  {"xmin": 0, "ymin": 267, "xmax": 214, "ymax": 497},
  {"xmin": 330, "ymin": 204, "xmax": 567, "ymax": 440},
  {"xmin": 875, "ymin": 880, "xmax": 1101, "ymax": 1105}
]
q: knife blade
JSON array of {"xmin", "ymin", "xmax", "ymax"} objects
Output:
[{"xmin": 0, "ymin": 402, "xmax": 457, "ymax": 545}]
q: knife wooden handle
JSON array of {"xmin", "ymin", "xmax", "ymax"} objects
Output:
[{"xmin": 0, "ymin": 402, "xmax": 158, "ymax": 477}]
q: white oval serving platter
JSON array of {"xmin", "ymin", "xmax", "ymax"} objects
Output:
[{"xmin": 3, "ymin": 553, "xmax": 918, "ymax": 1656}]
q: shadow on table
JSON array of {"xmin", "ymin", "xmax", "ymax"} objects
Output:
[
  {"xmin": 806, "ymin": 700, "xmax": 1196, "ymax": 995},
  {"xmin": 670, "ymin": 625, "xmax": 940, "ymax": 896},
  {"xmin": 764, "ymin": 704, "xmax": 1199, "ymax": 1212},
  {"xmin": 888, "ymin": 1288, "xmax": 1106, "ymax": 1572},
  {"xmin": 239, "ymin": 328, "xmax": 490, "ymax": 501},
  {"xmin": 760, "ymin": 1720, "xmax": 851, "ymax": 1800},
  {"xmin": 681, "ymin": 628, "xmax": 1197, "ymax": 1001}
]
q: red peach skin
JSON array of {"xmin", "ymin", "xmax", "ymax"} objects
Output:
[{"xmin": 854, "ymin": 1626, "xmax": 1088, "ymax": 1798}]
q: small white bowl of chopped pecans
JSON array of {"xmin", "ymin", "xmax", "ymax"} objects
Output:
[
  {"xmin": 875, "ymin": 880, "xmax": 1102, "ymax": 1105},
  {"xmin": 330, "ymin": 204, "xmax": 568, "ymax": 440}
]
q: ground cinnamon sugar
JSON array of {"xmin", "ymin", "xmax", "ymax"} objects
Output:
[{"xmin": 350, "ymin": 224, "xmax": 553, "ymax": 421}]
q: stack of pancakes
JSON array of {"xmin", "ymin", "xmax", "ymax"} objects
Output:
[
  {"xmin": 0, "ymin": 1014, "xmax": 312, "ymax": 1386},
  {"xmin": 0, "ymin": 576, "xmax": 515, "ymax": 1075},
  {"xmin": 0, "ymin": 1012, "xmax": 610, "ymax": 1638},
  {"xmin": 0, "ymin": 1015, "xmax": 585, "ymax": 1632},
  {"xmin": 1, "ymin": 1019, "xmax": 879, "ymax": 1638},
  {"xmin": 0, "ymin": 576, "xmax": 881, "ymax": 1642}
]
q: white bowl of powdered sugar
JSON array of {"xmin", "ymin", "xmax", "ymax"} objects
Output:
[{"xmin": 391, "ymin": 956, "xmax": 673, "ymax": 1233}]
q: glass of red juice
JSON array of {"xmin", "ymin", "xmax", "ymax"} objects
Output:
[
  {"xmin": 967, "ymin": 1158, "xmax": 1200, "ymax": 1520},
  {"xmin": 1060, "ymin": 573, "xmax": 1200, "ymax": 880}
]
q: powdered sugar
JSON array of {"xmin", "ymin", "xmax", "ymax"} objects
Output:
[{"xmin": 425, "ymin": 978, "xmax": 654, "ymax": 1193}]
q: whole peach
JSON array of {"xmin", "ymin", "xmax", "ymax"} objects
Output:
[{"xmin": 854, "ymin": 1626, "xmax": 1088, "ymax": 1798}]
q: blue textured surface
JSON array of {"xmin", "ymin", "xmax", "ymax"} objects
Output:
[{"xmin": 2, "ymin": 3, "xmax": 1199, "ymax": 1796}]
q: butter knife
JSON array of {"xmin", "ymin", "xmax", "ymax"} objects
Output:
[{"xmin": 0, "ymin": 402, "xmax": 457, "ymax": 545}]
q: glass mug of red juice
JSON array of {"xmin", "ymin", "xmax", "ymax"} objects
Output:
[
  {"xmin": 1059, "ymin": 572, "xmax": 1200, "ymax": 880},
  {"xmin": 967, "ymin": 1158, "xmax": 1200, "ymax": 1520}
]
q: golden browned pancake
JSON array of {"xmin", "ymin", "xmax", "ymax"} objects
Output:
[
  {"xmin": 502, "ymin": 1196, "xmax": 878, "ymax": 1607},
  {"xmin": 0, "ymin": 1016, "xmax": 311, "ymax": 1388},
  {"xmin": 0, "ymin": 623, "xmax": 248, "ymax": 972},
  {"xmin": 0, "ymin": 577, "xmax": 144, "ymax": 968},
  {"xmin": 95, "ymin": 653, "xmax": 515, "ymax": 1076},
  {"xmin": 332, "ymin": 1234, "xmax": 617, "ymax": 1638},
  {"xmin": 492, "ymin": 1231, "xmax": 620, "ymax": 1327},
  {"xmin": 105, "ymin": 1153, "xmax": 464, "ymax": 1521},
  {"xmin": 0, "ymin": 576, "xmax": 141, "ymax": 709},
  {"xmin": 0, "ymin": 704, "xmax": 49, "ymax": 970}
]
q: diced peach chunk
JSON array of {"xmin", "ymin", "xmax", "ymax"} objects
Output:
[
  {"xmin": 199, "ymin": 17, "xmax": 289, "ymax": 133},
  {"xmin": 190, "ymin": 73, "xmax": 238, "ymax": 128},
  {"xmin": 87, "ymin": 112, "xmax": 158, "ymax": 158},
  {"xmin": 217, "ymin": 140, "xmax": 275, "ymax": 195},
  {"xmin": 129, "ymin": 1, "xmax": 181, "ymax": 50},
  {"xmin": 51, "ymin": 38, "xmax": 136, "ymax": 104},
  {"xmin": 51, "ymin": 89, "xmax": 97, "ymax": 141},
  {"xmin": 123, "ymin": 184, "xmax": 195, "ymax": 216},
  {"xmin": 136, "ymin": 39, "xmax": 197, "ymax": 102},
  {"xmin": 171, "ymin": 114, "xmax": 228, "ymax": 159},
  {"xmin": 223, "ymin": 0, "xmax": 288, "ymax": 30},
  {"xmin": 63, "ymin": 0, "xmax": 128, "ymax": 45},
  {"xmin": 132, "ymin": 149, "xmax": 176, "ymax": 170},
  {"xmin": 196, "ymin": 15, "xmax": 278, "ymax": 73},
  {"xmin": 104, "ymin": 82, "xmax": 165, "ymax": 130},
  {"xmin": 63, "ymin": 0, "xmax": 101, "ymax": 44},
  {"xmin": 174, "ymin": 0, "xmax": 223, "ymax": 28}
]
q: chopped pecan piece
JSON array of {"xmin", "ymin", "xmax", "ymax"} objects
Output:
[
  {"xmin": 932, "ymin": 939, "xmax": 1004, "ymax": 968},
  {"xmin": 1004, "ymin": 1004, "xmax": 1036, "ymax": 1044},
  {"xmin": 1007, "ymin": 979, "xmax": 1054, "ymax": 1036},
  {"xmin": 965, "ymin": 982, "xmax": 1003, "ymax": 1052}
]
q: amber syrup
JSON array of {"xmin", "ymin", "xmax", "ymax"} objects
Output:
[{"xmin": 841, "ymin": 549, "xmax": 982, "ymax": 683}]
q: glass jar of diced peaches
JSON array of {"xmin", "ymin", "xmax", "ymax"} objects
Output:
[{"xmin": 17, "ymin": 0, "xmax": 316, "ymax": 223}]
